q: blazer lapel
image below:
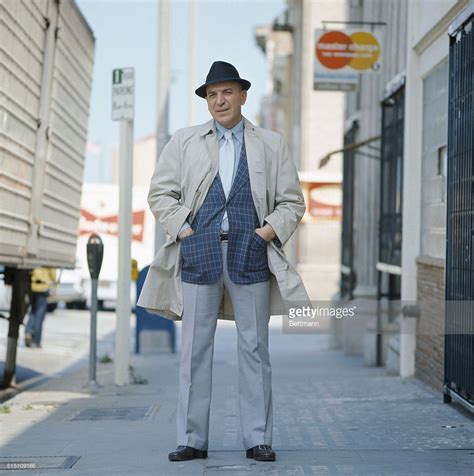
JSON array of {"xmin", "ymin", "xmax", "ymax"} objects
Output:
[
  {"xmin": 226, "ymin": 139, "xmax": 247, "ymax": 201},
  {"xmin": 204, "ymin": 126, "xmax": 219, "ymax": 176}
]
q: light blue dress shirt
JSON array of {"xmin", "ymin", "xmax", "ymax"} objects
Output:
[
  {"xmin": 215, "ymin": 117, "xmax": 244, "ymax": 232},
  {"xmin": 179, "ymin": 117, "xmax": 244, "ymax": 236}
]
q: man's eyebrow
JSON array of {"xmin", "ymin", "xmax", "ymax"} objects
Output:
[{"xmin": 208, "ymin": 87, "xmax": 236, "ymax": 94}]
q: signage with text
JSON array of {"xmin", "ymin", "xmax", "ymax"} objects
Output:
[
  {"xmin": 112, "ymin": 67, "xmax": 135, "ymax": 120},
  {"xmin": 314, "ymin": 29, "xmax": 383, "ymax": 91}
]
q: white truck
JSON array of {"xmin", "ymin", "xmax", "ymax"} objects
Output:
[
  {"xmin": 73, "ymin": 183, "xmax": 155, "ymax": 311},
  {"xmin": 0, "ymin": 0, "xmax": 95, "ymax": 386}
]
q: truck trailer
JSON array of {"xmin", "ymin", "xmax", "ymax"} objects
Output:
[{"xmin": 0, "ymin": 0, "xmax": 95, "ymax": 387}]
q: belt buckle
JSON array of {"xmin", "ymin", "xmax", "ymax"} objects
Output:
[{"xmin": 220, "ymin": 233, "xmax": 229, "ymax": 242}]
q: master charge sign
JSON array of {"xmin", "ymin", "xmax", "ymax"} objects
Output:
[{"xmin": 314, "ymin": 29, "xmax": 383, "ymax": 91}]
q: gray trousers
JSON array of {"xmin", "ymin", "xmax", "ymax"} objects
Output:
[{"xmin": 177, "ymin": 242, "xmax": 272, "ymax": 451}]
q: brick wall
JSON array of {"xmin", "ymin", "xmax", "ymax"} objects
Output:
[{"xmin": 416, "ymin": 256, "xmax": 445, "ymax": 392}]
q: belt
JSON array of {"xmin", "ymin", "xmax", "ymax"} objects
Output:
[{"xmin": 219, "ymin": 233, "xmax": 229, "ymax": 242}]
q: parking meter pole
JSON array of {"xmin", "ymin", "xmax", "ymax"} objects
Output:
[
  {"xmin": 89, "ymin": 277, "xmax": 98, "ymax": 383},
  {"xmin": 86, "ymin": 234, "xmax": 103, "ymax": 390},
  {"xmin": 115, "ymin": 119, "xmax": 133, "ymax": 386}
]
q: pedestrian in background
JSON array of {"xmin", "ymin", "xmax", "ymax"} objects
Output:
[
  {"xmin": 24, "ymin": 267, "xmax": 57, "ymax": 348},
  {"xmin": 138, "ymin": 61, "xmax": 311, "ymax": 462}
]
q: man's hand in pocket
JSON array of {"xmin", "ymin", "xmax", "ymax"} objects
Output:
[
  {"xmin": 178, "ymin": 228, "xmax": 194, "ymax": 240},
  {"xmin": 255, "ymin": 224, "xmax": 276, "ymax": 242}
]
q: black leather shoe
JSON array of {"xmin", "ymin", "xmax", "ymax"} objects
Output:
[
  {"xmin": 246, "ymin": 445, "xmax": 276, "ymax": 461},
  {"xmin": 168, "ymin": 445, "xmax": 208, "ymax": 461}
]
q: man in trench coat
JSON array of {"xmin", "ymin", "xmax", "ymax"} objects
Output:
[{"xmin": 137, "ymin": 61, "xmax": 310, "ymax": 462}]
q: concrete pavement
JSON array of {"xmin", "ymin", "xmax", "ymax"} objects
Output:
[
  {"xmin": 0, "ymin": 309, "xmax": 116, "ymax": 402},
  {"xmin": 0, "ymin": 313, "xmax": 473, "ymax": 475}
]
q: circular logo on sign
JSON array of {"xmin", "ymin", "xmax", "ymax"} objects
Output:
[
  {"xmin": 316, "ymin": 31, "xmax": 353, "ymax": 69},
  {"xmin": 348, "ymin": 31, "xmax": 380, "ymax": 70},
  {"xmin": 316, "ymin": 30, "xmax": 380, "ymax": 71}
]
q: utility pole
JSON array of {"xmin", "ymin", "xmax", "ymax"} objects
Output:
[
  {"xmin": 188, "ymin": 0, "xmax": 197, "ymax": 126},
  {"xmin": 155, "ymin": 0, "xmax": 170, "ymax": 253}
]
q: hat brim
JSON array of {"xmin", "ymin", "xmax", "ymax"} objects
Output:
[{"xmin": 195, "ymin": 78, "xmax": 251, "ymax": 98}]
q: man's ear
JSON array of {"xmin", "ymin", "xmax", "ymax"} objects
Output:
[{"xmin": 241, "ymin": 89, "xmax": 248, "ymax": 105}]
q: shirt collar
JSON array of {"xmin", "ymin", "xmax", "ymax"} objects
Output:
[{"xmin": 215, "ymin": 117, "xmax": 244, "ymax": 144}]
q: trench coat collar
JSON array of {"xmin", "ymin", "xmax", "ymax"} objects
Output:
[
  {"xmin": 198, "ymin": 119, "xmax": 215, "ymax": 136},
  {"xmin": 198, "ymin": 116, "xmax": 258, "ymax": 137},
  {"xmin": 202, "ymin": 116, "xmax": 262, "ymax": 201},
  {"xmin": 200, "ymin": 116, "xmax": 261, "ymax": 178}
]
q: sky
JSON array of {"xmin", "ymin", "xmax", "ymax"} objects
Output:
[{"xmin": 76, "ymin": 0, "xmax": 286, "ymax": 182}]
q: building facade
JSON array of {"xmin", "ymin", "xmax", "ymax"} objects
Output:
[
  {"xmin": 256, "ymin": 0, "xmax": 346, "ymax": 302},
  {"xmin": 401, "ymin": 0, "xmax": 472, "ymax": 410},
  {"xmin": 340, "ymin": 0, "xmax": 408, "ymax": 365},
  {"xmin": 341, "ymin": 0, "xmax": 473, "ymax": 411}
]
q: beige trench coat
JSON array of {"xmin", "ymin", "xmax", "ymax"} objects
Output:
[{"xmin": 137, "ymin": 116, "xmax": 311, "ymax": 320}]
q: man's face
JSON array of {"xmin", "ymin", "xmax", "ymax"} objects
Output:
[{"xmin": 205, "ymin": 81, "xmax": 247, "ymax": 129}]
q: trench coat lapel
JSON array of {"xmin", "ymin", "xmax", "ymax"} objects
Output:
[
  {"xmin": 203, "ymin": 126, "xmax": 227, "ymax": 203},
  {"xmin": 201, "ymin": 120, "xmax": 219, "ymax": 175},
  {"xmin": 243, "ymin": 118, "xmax": 266, "ymax": 223}
]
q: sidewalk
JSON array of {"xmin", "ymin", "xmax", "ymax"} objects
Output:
[
  {"xmin": 1, "ymin": 317, "xmax": 473, "ymax": 475},
  {"xmin": 0, "ymin": 310, "xmax": 116, "ymax": 403}
]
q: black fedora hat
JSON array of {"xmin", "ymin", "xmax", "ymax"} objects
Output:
[{"xmin": 195, "ymin": 61, "xmax": 251, "ymax": 98}]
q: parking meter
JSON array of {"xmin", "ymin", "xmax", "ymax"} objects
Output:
[
  {"xmin": 86, "ymin": 234, "xmax": 103, "ymax": 388},
  {"xmin": 87, "ymin": 234, "xmax": 103, "ymax": 279}
]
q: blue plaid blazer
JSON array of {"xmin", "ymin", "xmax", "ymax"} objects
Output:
[{"xmin": 180, "ymin": 139, "xmax": 270, "ymax": 284}]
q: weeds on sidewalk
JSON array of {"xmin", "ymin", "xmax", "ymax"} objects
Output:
[
  {"xmin": 99, "ymin": 354, "xmax": 113, "ymax": 364},
  {"xmin": 0, "ymin": 404, "xmax": 11, "ymax": 414},
  {"xmin": 129, "ymin": 365, "xmax": 148, "ymax": 385}
]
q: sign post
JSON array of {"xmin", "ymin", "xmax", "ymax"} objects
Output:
[{"xmin": 112, "ymin": 67, "xmax": 134, "ymax": 385}]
